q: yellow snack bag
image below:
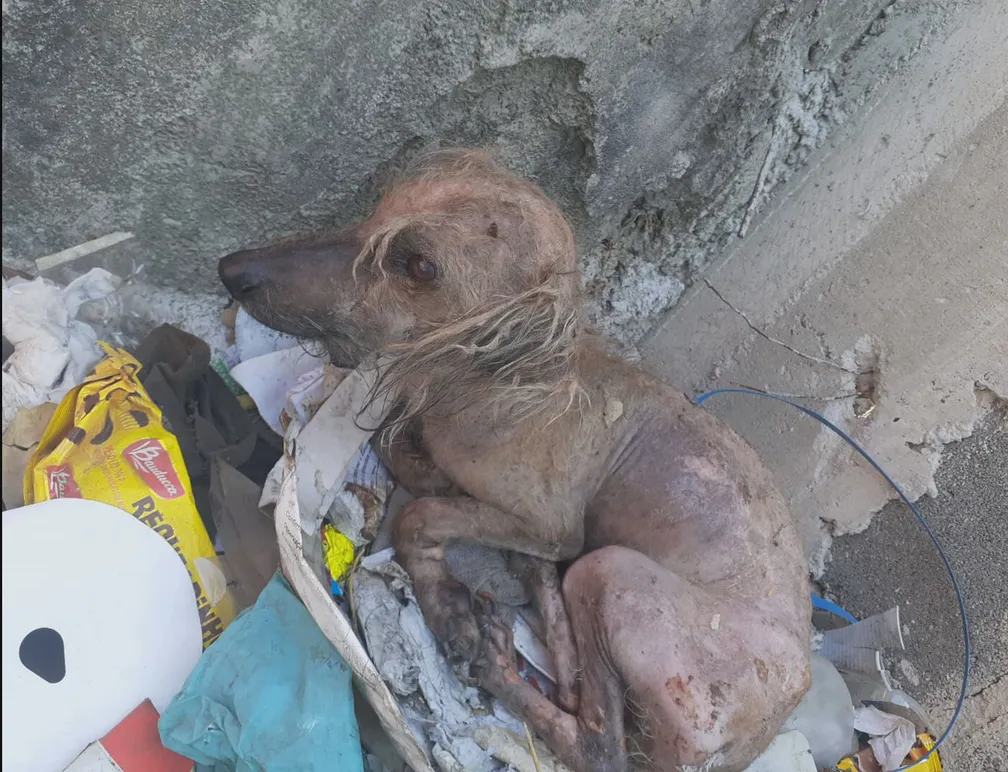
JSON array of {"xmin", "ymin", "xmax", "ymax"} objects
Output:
[{"xmin": 25, "ymin": 344, "xmax": 236, "ymax": 648}]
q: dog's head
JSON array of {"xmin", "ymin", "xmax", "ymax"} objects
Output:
[{"xmin": 219, "ymin": 149, "xmax": 582, "ymax": 420}]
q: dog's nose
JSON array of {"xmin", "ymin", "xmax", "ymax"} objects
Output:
[{"xmin": 218, "ymin": 250, "xmax": 268, "ymax": 300}]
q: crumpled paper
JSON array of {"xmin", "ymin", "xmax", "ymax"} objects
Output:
[
  {"xmin": 355, "ymin": 553, "xmax": 484, "ymax": 718},
  {"xmin": 853, "ymin": 705, "xmax": 917, "ymax": 771},
  {"xmin": 353, "ymin": 551, "xmax": 553, "ymax": 772},
  {"xmin": 245, "ymin": 358, "xmax": 393, "ymax": 554},
  {"xmin": 230, "ymin": 347, "xmax": 328, "ymax": 435},
  {"xmin": 2, "ymin": 269, "xmax": 120, "ymax": 432}
]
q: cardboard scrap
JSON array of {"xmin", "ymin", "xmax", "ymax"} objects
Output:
[
  {"xmin": 272, "ymin": 364, "xmax": 434, "ymax": 772},
  {"xmin": 1, "ymin": 402, "xmax": 57, "ymax": 510}
]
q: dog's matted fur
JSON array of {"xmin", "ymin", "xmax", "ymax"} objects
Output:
[{"xmin": 219, "ymin": 149, "xmax": 812, "ymax": 772}]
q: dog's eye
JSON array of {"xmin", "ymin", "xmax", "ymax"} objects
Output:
[{"xmin": 407, "ymin": 254, "xmax": 437, "ymax": 282}]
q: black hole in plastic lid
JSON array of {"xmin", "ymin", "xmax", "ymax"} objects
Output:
[{"xmin": 20, "ymin": 627, "xmax": 66, "ymax": 684}]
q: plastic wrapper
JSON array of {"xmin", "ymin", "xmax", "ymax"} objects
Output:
[{"xmin": 24, "ymin": 344, "xmax": 236, "ymax": 648}]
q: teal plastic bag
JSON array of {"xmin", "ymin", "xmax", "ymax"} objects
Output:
[{"xmin": 159, "ymin": 572, "xmax": 363, "ymax": 772}]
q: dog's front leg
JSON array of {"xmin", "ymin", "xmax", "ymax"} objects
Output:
[
  {"xmin": 371, "ymin": 426, "xmax": 461, "ymax": 499},
  {"xmin": 394, "ymin": 495, "xmax": 580, "ymax": 667}
]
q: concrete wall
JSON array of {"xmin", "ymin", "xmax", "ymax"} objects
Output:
[
  {"xmin": 5, "ymin": 0, "xmax": 1001, "ymax": 541},
  {"xmin": 4, "ymin": 0, "xmax": 1000, "ymax": 558},
  {"xmin": 3, "ymin": 0, "xmax": 948, "ymax": 339},
  {"xmin": 643, "ymin": 0, "xmax": 1007, "ymax": 570}
]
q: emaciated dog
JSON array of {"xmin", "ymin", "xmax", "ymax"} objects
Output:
[{"xmin": 219, "ymin": 149, "xmax": 811, "ymax": 772}]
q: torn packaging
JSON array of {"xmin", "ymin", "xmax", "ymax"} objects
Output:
[
  {"xmin": 274, "ymin": 444, "xmax": 434, "ymax": 772},
  {"xmin": 23, "ymin": 345, "xmax": 237, "ymax": 648},
  {"xmin": 272, "ymin": 365, "xmax": 573, "ymax": 772},
  {"xmin": 853, "ymin": 706, "xmax": 917, "ymax": 772}
]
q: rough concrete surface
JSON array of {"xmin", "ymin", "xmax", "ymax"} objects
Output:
[
  {"xmin": 641, "ymin": 1, "xmax": 1006, "ymax": 764},
  {"xmin": 825, "ymin": 413, "xmax": 1007, "ymax": 770},
  {"xmin": 644, "ymin": 0, "xmax": 1007, "ymax": 570},
  {"xmin": 2, "ymin": 0, "xmax": 963, "ymax": 338}
]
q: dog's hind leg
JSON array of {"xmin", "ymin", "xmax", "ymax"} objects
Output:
[
  {"xmin": 476, "ymin": 549, "xmax": 644, "ymax": 772},
  {"xmin": 563, "ymin": 546, "xmax": 809, "ymax": 772},
  {"xmin": 482, "ymin": 544, "xmax": 805, "ymax": 772},
  {"xmin": 476, "ymin": 599, "xmax": 628, "ymax": 772},
  {"xmin": 508, "ymin": 552, "xmax": 582, "ymax": 713}
]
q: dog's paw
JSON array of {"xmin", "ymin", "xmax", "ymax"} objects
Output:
[
  {"xmin": 425, "ymin": 578, "xmax": 482, "ymax": 665},
  {"xmin": 472, "ymin": 597, "xmax": 520, "ymax": 695}
]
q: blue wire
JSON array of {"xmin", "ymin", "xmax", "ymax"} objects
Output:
[
  {"xmin": 811, "ymin": 593, "xmax": 859, "ymax": 625},
  {"xmin": 694, "ymin": 387, "xmax": 970, "ymax": 772}
]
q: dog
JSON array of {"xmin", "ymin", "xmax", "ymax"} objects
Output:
[{"xmin": 219, "ymin": 149, "xmax": 812, "ymax": 772}]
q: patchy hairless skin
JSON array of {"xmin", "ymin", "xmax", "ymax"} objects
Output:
[{"xmin": 219, "ymin": 150, "xmax": 811, "ymax": 772}]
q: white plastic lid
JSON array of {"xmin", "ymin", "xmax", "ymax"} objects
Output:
[{"xmin": 2, "ymin": 498, "xmax": 202, "ymax": 772}]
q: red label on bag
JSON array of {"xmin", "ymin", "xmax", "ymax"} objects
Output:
[
  {"xmin": 46, "ymin": 465, "xmax": 83, "ymax": 499},
  {"xmin": 123, "ymin": 439, "xmax": 185, "ymax": 499}
]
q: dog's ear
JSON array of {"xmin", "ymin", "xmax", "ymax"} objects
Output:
[
  {"xmin": 465, "ymin": 282, "xmax": 578, "ymax": 383},
  {"xmin": 371, "ymin": 280, "xmax": 579, "ymax": 426}
]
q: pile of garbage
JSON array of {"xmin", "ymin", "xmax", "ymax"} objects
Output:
[
  {"xmin": 2, "ymin": 260, "xmax": 567, "ymax": 772},
  {"xmin": 2, "ymin": 258, "xmax": 945, "ymax": 772},
  {"xmin": 780, "ymin": 606, "xmax": 945, "ymax": 772}
]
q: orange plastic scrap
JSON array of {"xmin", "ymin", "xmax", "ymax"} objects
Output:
[{"xmin": 24, "ymin": 344, "xmax": 236, "ymax": 648}]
